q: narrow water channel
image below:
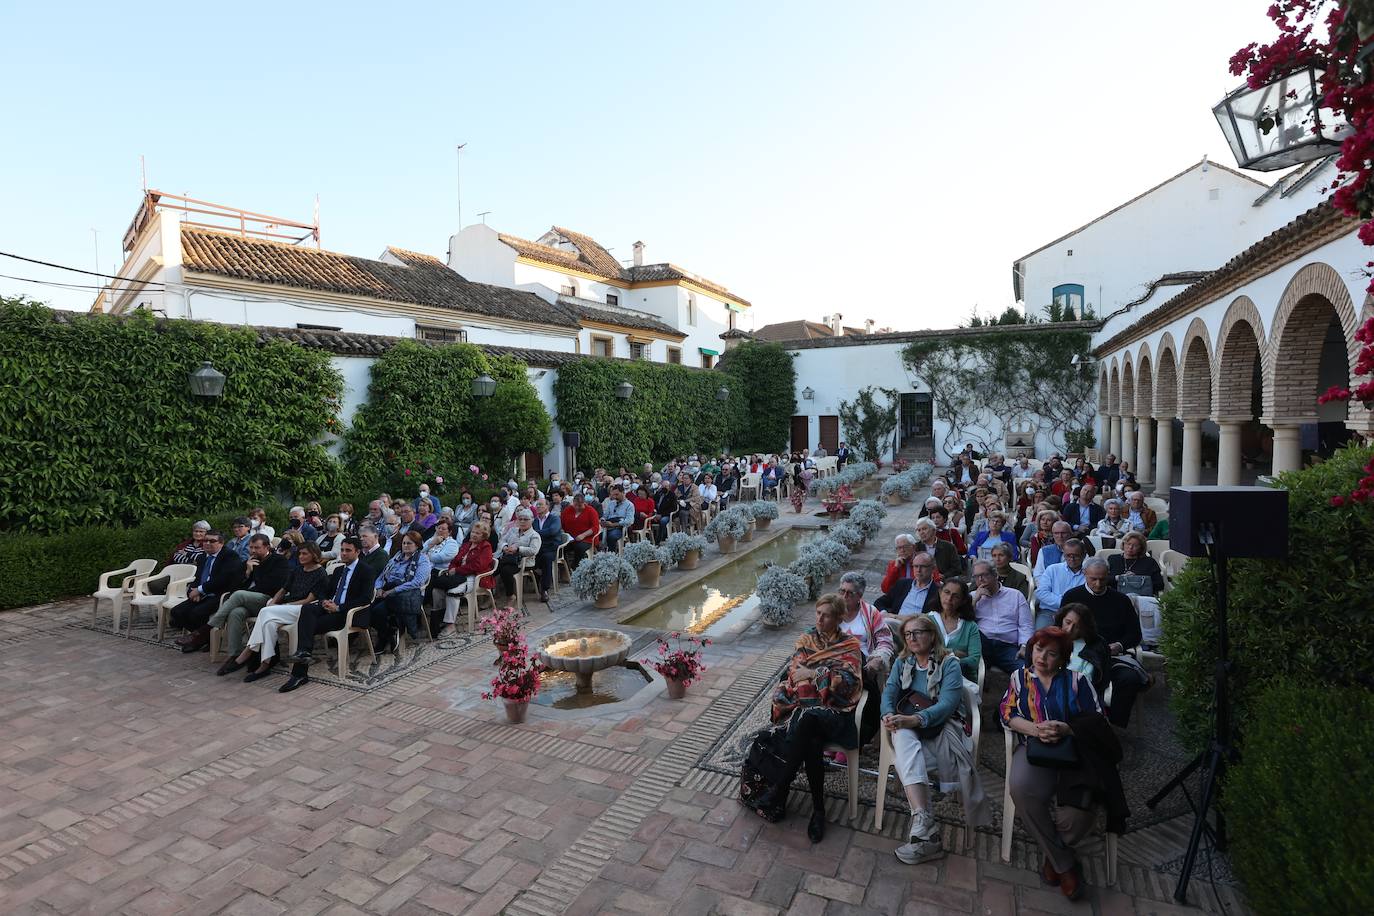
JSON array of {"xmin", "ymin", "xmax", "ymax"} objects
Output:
[{"xmin": 626, "ymin": 527, "xmax": 827, "ymax": 634}]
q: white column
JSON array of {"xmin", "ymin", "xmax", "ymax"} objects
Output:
[
  {"xmin": 1154, "ymin": 418, "xmax": 1174, "ymax": 496},
  {"xmin": 1216, "ymin": 421, "xmax": 1243, "ymax": 486},
  {"xmin": 1096, "ymin": 412, "xmax": 1110, "ymax": 453},
  {"xmin": 1135, "ymin": 416, "xmax": 1154, "ymax": 488},
  {"xmin": 1270, "ymin": 424, "xmax": 1302, "ymax": 476},
  {"xmin": 1181, "ymin": 419, "xmax": 1203, "ymax": 486},
  {"xmin": 1108, "ymin": 415, "xmax": 1122, "ymax": 459},
  {"xmin": 1119, "ymin": 416, "xmax": 1136, "ymax": 476}
]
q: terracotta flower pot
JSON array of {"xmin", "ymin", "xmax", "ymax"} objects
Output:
[
  {"xmin": 717, "ymin": 535, "xmax": 737, "ymax": 554},
  {"xmin": 594, "ymin": 582, "xmax": 620, "ymax": 609},
  {"xmin": 740, "ymin": 526, "xmax": 754, "ymax": 543},
  {"xmin": 503, "ymin": 699, "xmax": 529, "ymax": 724},
  {"xmin": 756, "ymin": 517, "xmax": 772, "ymax": 530},
  {"xmin": 887, "ymin": 493, "xmax": 905, "ymax": 506},
  {"xmin": 638, "ymin": 560, "xmax": 662, "ymax": 589},
  {"xmin": 678, "ymin": 549, "xmax": 701, "ymax": 570},
  {"xmin": 664, "ymin": 677, "xmax": 688, "ymax": 700}
]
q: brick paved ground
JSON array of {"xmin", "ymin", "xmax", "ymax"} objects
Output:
[{"xmin": 0, "ymin": 491, "xmax": 1244, "ymax": 915}]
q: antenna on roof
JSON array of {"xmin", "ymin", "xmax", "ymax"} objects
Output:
[
  {"xmin": 140, "ymin": 155, "xmax": 147, "ymax": 192},
  {"xmin": 456, "ymin": 143, "xmax": 468, "ymax": 230},
  {"xmin": 477, "ymin": 210, "xmax": 491, "ymax": 225}
]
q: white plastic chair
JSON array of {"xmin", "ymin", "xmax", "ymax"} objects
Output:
[
  {"xmin": 1146, "ymin": 539, "xmax": 1171, "ymax": 564},
  {"xmin": 324, "ymin": 591, "xmax": 378, "ymax": 677},
  {"xmin": 873, "ymin": 680, "xmax": 982, "ymax": 843},
  {"xmin": 1096, "ymin": 548, "xmax": 1122, "ymax": 565},
  {"xmin": 821, "ymin": 690, "xmax": 866, "ymax": 822},
  {"xmin": 465, "ymin": 558, "xmax": 501, "ymax": 627},
  {"xmin": 1160, "ymin": 549, "xmax": 1189, "ymax": 582},
  {"xmin": 739, "ymin": 472, "xmax": 761, "ymax": 502},
  {"xmin": 1086, "ymin": 535, "xmax": 1104, "ymax": 552},
  {"xmin": 1001, "ymin": 728, "xmax": 1118, "ymax": 884},
  {"xmin": 125, "ymin": 563, "xmax": 197, "ymax": 639},
  {"xmin": 1144, "ymin": 497, "xmax": 1169, "ymax": 516},
  {"xmin": 1008, "ymin": 562, "xmax": 1035, "ymax": 600},
  {"xmin": 92, "ymin": 559, "xmax": 157, "ymax": 633}
]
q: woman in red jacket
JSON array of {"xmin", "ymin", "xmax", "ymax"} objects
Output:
[{"xmin": 431, "ymin": 520, "xmax": 495, "ymax": 635}]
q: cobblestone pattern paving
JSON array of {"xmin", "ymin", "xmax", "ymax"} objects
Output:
[{"xmin": 0, "ymin": 492, "xmax": 1245, "ymax": 915}]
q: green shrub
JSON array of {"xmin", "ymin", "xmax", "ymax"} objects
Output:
[
  {"xmin": 1160, "ymin": 443, "xmax": 1374, "ymax": 751},
  {"xmin": 1226, "ymin": 681, "xmax": 1374, "ymax": 915},
  {"xmin": 0, "ymin": 298, "xmax": 341, "ymax": 535},
  {"xmin": 719, "ymin": 341, "xmax": 795, "ymax": 453}
]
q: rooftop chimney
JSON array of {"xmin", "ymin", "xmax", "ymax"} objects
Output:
[
  {"xmin": 830, "ymin": 313, "xmax": 844, "ymax": 336},
  {"xmin": 633, "ymin": 240, "xmax": 644, "ymax": 267},
  {"xmin": 864, "ymin": 318, "xmax": 875, "ymax": 335}
]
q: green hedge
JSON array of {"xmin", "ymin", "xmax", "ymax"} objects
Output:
[
  {"xmin": 1226, "ymin": 681, "xmax": 1374, "ymax": 915},
  {"xmin": 719, "ymin": 341, "xmax": 795, "ymax": 453},
  {"xmin": 0, "ymin": 299, "xmax": 341, "ymax": 535},
  {"xmin": 1161, "ymin": 443, "xmax": 1374, "ymax": 750},
  {"xmin": 553, "ymin": 358, "xmax": 743, "ymax": 470},
  {"xmin": 342, "ymin": 339, "xmax": 550, "ymax": 497}
]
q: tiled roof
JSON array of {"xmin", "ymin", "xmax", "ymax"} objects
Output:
[
  {"xmin": 719, "ymin": 328, "xmax": 755, "ymax": 339},
  {"xmin": 180, "ymin": 228, "xmax": 578, "ymax": 328},
  {"xmin": 1093, "ymin": 200, "xmax": 1357, "ymax": 356},
  {"xmin": 753, "ymin": 320, "xmax": 834, "ymax": 341},
  {"xmin": 496, "ymin": 225, "xmax": 751, "ymax": 306},
  {"xmin": 556, "ymin": 296, "xmax": 683, "ymax": 337},
  {"xmin": 776, "ymin": 320, "xmax": 1103, "ymax": 350}
]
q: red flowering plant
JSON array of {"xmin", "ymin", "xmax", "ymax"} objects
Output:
[
  {"xmin": 481, "ymin": 634, "xmax": 544, "ymax": 702},
  {"xmin": 822, "ymin": 483, "xmax": 853, "ymax": 517},
  {"xmin": 892, "ymin": 457, "xmax": 912, "ymax": 473},
  {"xmin": 1231, "ymin": 1, "xmax": 1374, "ymax": 504},
  {"xmin": 644, "ymin": 631, "xmax": 711, "ymax": 686},
  {"xmin": 477, "ymin": 605, "xmax": 524, "ymax": 647}
]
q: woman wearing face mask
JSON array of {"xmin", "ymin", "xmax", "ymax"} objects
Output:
[
  {"xmin": 318, "ymin": 514, "xmax": 344, "ymax": 560},
  {"xmin": 478, "ymin": 509, "xmax": 501, "ymax": 551},
  {"xmin": 336, "ymin": 503, "xmax": 359, "ymax": 538},
  {"xmin": 453, "ymin": 490, "xmax": 478, "ymax": 534},
  {"xmin": 249, "ymin": 507, "xmax": 276, "ymax": 540}
]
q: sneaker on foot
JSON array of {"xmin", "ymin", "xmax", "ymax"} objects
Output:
[
  {"xmin": 909, "ymin": 810, "xmax": 937, "ymax": 841},
  {"xmin": 895, "ymin": 835, "xmax": 945, "ymax": 865}
]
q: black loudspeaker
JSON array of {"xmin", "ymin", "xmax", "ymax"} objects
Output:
[
  {"xmin": 1168, "ymin": 486, "xmax": 1288, "ymax": 559},
  {"xmin": 563, "ymin": 431, "xmax": 581, "ymax": 448}
]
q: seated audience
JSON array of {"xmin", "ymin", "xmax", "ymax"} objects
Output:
[
  {"xmin": 1032, "ymin": 520, "xmax": 1073, "ymax": 576},
  {"xmin": 1050, "ymin": 469, "xmax": 1076, "ymax": 500},
  {"xmin": 169, "ymin": 530, "xmax": 246, "ymax": 653},
  {"xmin": 249, "ymin": 507, "xmax": 276, "ymax": 540},
  {"xmin": 369, "ymin": 530, "xmax": 433, "ymax": 655},
  {"xmin": 205, "ymin": 533, "xmax": 290, "ymax": 661},
  {"xmin": 357, "ymin": 525, "xmax": 390, "ymax": 580},
  {"xmin": 927, "ymin": 577, "xmax": 982, "ymax": 682},
  {"xmin": 278, "ymin": 537, "xmax": 376, "ymax": 692},
  {"xmin": 928, "ymin": 506, "xmax": 967, "ymax": 556},
  {"xmin": 1123, "ymin": 491, "xmax": 1157, "ymax": 534},
  {"xmin": 883, "ymin": 614, "xmax": 991, "ymax": 865},
  {"xmin": 968, "ymin": 510, "xmax": 1018, "ymax": 562},
  {"xmin": 224, "ymin": 517, "xmax": 253, "ymax": 562},
  {"xmin": 747, "ymin": 594, "xmax": 862, "ymax": 843},
  {"xmin": 415, "ymin": 497, "xmax": 439, "ymax": 531},
  {"xmin": 1001, "ymin": 626, "xmax": 1124, "ymax": 901},
  {"xmin": 877, "ymin": 551, "xmax": 941, "ymax": 615},
  {"xmin": 1025, "ymin": 510, "xmax": 1058, "ymax": 563},
  {"xmin": 941, "ymin": 493, "xmax": 966, "ymax": 536},
  {"xmin": 990, "ymin": 542, "xmax": 1029, "ymax": 598},
  {"xmin": 630, "ymin": 484, "xmax": 656, "ymax": 531},
  {"xmin": 1061, "ymin": 483, "xmax": 1104, "ymax": 539},
  {"xmin": 837, "ymin": 571, "xmax": 894, "ymax": 745},
  {"xmin": 1012, "ymin": 456, "xmax": 1034, "ymax": 480},
  {"xmin": 600, "ymin": 485, "xmax": 635, "ymax": 552},
  {"xmin": 496, "ymin": 508, "xmax": 541, "ymax": 599},
  {"xmin": 1095, "ymin": 499, "xmax": 1131, "ymax": 542},
  {"xmin": 430, "ymin": 521, "xmax": 496, "ymax": 633},
  {"xmin": 220, "ymin": 541, "xmax": 327, "ymax": 678},
  {"xmin": 317, "ymin": 514, "xmax": 344, "ymax": 560},
  {"xmin": 1054, "ymin": 602, "xmax": 1110, "ymax": 694},
  {"xmin": 453, "ymin": 491, "xmax": 479, "ymax": 534},
  {"xmin": 1033, "ymin": 538, "xmax": 1087, "ymax": 628},
  {"xmin": 391, "ymin": 503, "xmax": 431, "ymax": 553},
  {"xmin": 1061, "ymin": 558, "xmax": 1149, "ymax": 728},
  {"xmin": 698, "ymin": 474, "xmax": 720, "ymax": 514},
  {"xmin": 287, "ymin": 506, "xmax": 319, "ymax": 543},
  {"xmin": 881, "ymin": 533, "xmax": 920, "ymax": 593},
  {"xmin": 653, "ymin": 478, "xmax": 679, "ymax": 544},
  {"xmin": 527, "ymin": 498, "xmax": 562, "ymax": 602},
  {"xmin": 1096, "ymin": 454, "xmax": 1120, "ymax": 489},
  {"xmin": 276, "ymin": 529, "xmax": 305, "ymax": 569},
  {"xmin": 915, "ymin": 519, "xmax": 962, "ymax": 582},
  {"xmin": 423, "ymin": 518, "xmax": 460, "ymax": 573},
  {"xmin": 971, "ymin": 559, "xmax": 1032, "ymax": 673},
  {"xmin": 172, "ymin": 520, "xmax": 211, "ymax": 565}
]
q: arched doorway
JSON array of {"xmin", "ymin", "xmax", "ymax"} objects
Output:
[
  {"xmin": 1215, "ymin": 299, "xmax": 1266, "ymax": 480},
  {"xmin": 1180, "ymin": 325, "xmax": 1213, "ymax": 485}
]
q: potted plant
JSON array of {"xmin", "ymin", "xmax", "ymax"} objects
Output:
[
  {"xmin": 643, "ymin": 631, "xmax": 710, "ymax": 699},
  {"xmin": 664, "ymin": 532, "xmax": 708, "ymax": 570},
  {"xmin": 750, "ymin": 500, "xmax": 780, "ymax": 531},
  {"xmin": 789, "ymin": 549, "xmax": 832, "ymax": 599},
  {"xmin": 623, "ymin": 540, "xmax": 670, "ymax": 589},
  {"xmin": 477, "ymin": 604, "xmax": 524, "ymax": 662},
  {"xmin": 704, "ymin": 508, "xmax": 750, "ymax": 554},
  {"xmin": 757, "ymin": 565, "xmax": 809, "ymax": 627},
  {"xmin": 570, "ymin": 552, "xmax": 637, "ymax": 609},
  {"xmin": 822, "ymin": 483, "xmax": 854, "ymax": 520},
  {"xmin": 849, "ymin": 499, "xmax": 887, "ymax": 540},
  {"xmin": 881, "ymin": 475, "xmax": 912, "ymax": 505},
  {"xmin": 481, "ymin": 632, "xmax": 544, "ymax": 723},
  {"xmin": 828, "ymin": 521, "xmax": 865, "ymax": 551},
  {"xmin": 735, "ymin": 506, "xmax": 757, "ymax": 542}
]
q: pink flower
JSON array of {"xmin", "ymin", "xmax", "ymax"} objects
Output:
[
  {"xmin": 436, "ymin": 476, "xmax": 444, "ymax": 484},
  {"xmin": 1331, "ymin": 495, "xmax": 1346, "ymax": 507},
  {"xmin": 482, "ymin": 474, "xmax": 488, "ymax": 481},
  {"xmin": 404, "ymin": 468, "xmax": 412, "ymax": 476},
  {"xmin": 470, "ymin": 464, "xmax": 480, "ymax": 474}
]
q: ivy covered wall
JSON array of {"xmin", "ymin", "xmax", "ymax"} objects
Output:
[
  {"xmin": 719, "ymin": 341, "xmax": 797, "ymax": 454},
  {"xmin": 0, "ymin": 299, "xmax": 342, "ymax": 535}
]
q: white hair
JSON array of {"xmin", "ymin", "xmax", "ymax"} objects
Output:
[
  {"xmin": 894, "ymin": 533, "xmax": 917, "ymax": 547},
  {"xmin": 915, "ymin": 519, "xmax": 936, "ymax": 533},
  {"xmin": 290, "ymin": 505, "xmax": 304, "ymax": 516}
]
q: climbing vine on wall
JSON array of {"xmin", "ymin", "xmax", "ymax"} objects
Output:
[
  {"xmin": 837, "ymin": 386, "xmax": 899, "ymax": 461},
  {"xmin": 901, "ymin": 329, "xmax": 1095, "ymax": 456},
  {"xmin": 718, "ymin": 341, "xmax": 796, "ymax": 453},
  {"xmin": 0, "ymin": 298, "xmax": 341, "ymax": 534},
  {"xmin": 343, "ymin": 340, "xmax": 550, "ymax": 492},
  {"xmin": 554, "ymin": 359, "xmax": 742, "ymax": 470}
]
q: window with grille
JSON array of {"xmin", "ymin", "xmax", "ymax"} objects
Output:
[
  {"xmin": 592, "ymin": 335, "xmax": 614, "ymax": 357},
  {"xmin": 417, "ymin": 325, "xmax": 467, "ymax": 343},
  {"xmin": 667, "ymin": 347, "xmax": 682, "ymax": 364},
  {"xmin": 606, "ymin": 293, "xmax": 619, "ymax": 306},
  {"xmin": 630, "ymin": 341, "xmax": 647, "ymax": 361},
  {"xmin": 561, "ymin": 282, "xmax": 576, "ymax": 297}
]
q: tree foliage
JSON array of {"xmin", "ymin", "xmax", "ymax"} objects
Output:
[
  {"xmin": 901, "ymin": 328, "xmax": 1095, "ymax": 456},
  {"xmin": 837, "ymin": 386, "xmax": 898, "ymax": 461},
  {"xmin": 0, "ymin": 298, "xmax": 341, "ymax": 534},
  {"xmin": 553, "ymin": 358, "xmax": 740, "ymax": 470},
  {"xmin": 719, "ymin": 341, "xmax": 797, "ymax": 453},
  {"xmin": 343, "ymin": 340, "xmax": 550, "ymax": 492}
]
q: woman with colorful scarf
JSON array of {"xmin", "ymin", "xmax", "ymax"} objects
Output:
[{"xmin": 756, "ymin": 594, "xmax": 862, "ymax": 843}]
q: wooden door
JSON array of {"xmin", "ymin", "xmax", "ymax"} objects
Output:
[
  {"xmin": 790, "ymin": 415, "xmax": 809, "ymax": 452},
  {"xmin": 523, "ymin": 450, "xmax": 545, "ymax": 482},
  {"xmin": 819, "ymin": 416, "xmax": 840, "ymax": 452}
]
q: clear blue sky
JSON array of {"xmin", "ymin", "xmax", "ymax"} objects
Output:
[{"xmin": 1, "ymin": 0, "xmax": 1276, "ymax": 330}]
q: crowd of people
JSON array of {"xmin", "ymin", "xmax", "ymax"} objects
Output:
[{"xmin": 749, "ymin": 447, "xmax": 1154, "ymax": 902}]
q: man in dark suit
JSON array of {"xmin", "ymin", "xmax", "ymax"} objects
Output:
[
  {"xmin": 531, "ymin": 497, "xmax": 562, "ymax": 602},
  {"xmin": 1096, "ymin": 454, "xmax": 1120, "ymax": 489},
  {"xmin": 915, "ymin": 518, "xmax": 963, "ymax": 581},
  {"xmin": 280, "ymin": 537, "xmax": 373, "ymax": 693},
  {"xmin": 171, "ymin": 530, "xmax": 245, "ymax": 652},
  {"xmin": 390, "ymin": 504, "xmax": 433, "ymax": 555},
  {"xmin": 205, "ymin": 532, "xmax": 290, "ymax": 659},
  {"xmin": 836, "ymin": 442, "xmax": 851, "ymax": 468},
  {"xmin": 1061, "ymin": 482, "xmax": 1105, "ymax": 538},
  {"xmin": 875, "ymin": 552, "xmax": 942, "ymax": 615}
]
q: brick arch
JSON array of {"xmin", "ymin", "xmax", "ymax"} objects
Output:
[
  {"xmin": 1135, "ymin": 346, "xmax": 1154, "ymax": 420},
  {"xmin": 1108, "ymin": 361, "xmax": 1120, "ymax": 415},
  {"xmin": 1265, "ymin": 261, "xmax": 1361, "ymax": 420},
  {"xmin": 1179, "ymin": 318, "xmax": 1213, "ymax": 420},
  {"xmin": 1098, "ymin": 367, "xmax": 1110, "ymax": 412},
  {"xmin": 1154, "ymin": 333, "xmax": 1179, "ymax": 417},
  {"xmin": 1214, "ymin": 296, "xmax": 1266, "ymax": 421},
  {"xmin": 1120, "ymin": 352, "xmax": 1136, "ymax": 417}
]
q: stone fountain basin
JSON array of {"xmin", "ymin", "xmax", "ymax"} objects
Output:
[{"xmin": 537, "ymin": 628, "xmax": 632, "ymax": 674}]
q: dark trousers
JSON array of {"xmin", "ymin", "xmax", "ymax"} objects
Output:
[
  {"xmin": 859, "ymin": 666, "xmax": 885, "ymax": 746},
  {"xmin": 432, "ymin": 572, "xmax": 469, "ymax": 595},
  {"xmin": 982, "ymin": 634, "xmax": 1024, "ymax": 674},
  {"xmin": 497, "ymin": 554, "xmax": 524, "ymax": 596},
  {"xmin": 566, "ymin": 539, "xmax": 593, "ymax": 569},
  {"xmin": 1106, "ymin": 660, "xmax": 1148, "ymax": 726},
  {"xmin": 372, "ymin": 591, "xmax": 421, "ymax": 647},
  {"xmin": 535, "ymin": 550, "xmax": 557, "ymax": 592},
  {"xmin": 289, "ymin": 601, "xmax": 368, "ymax": 674},
  {"xmin": 169, "ymin": 596, "xmax": 218, "ymax": 631},
  {"xmin": 775, "ymin": 712, "xmax": 832, "ymax": 811}
]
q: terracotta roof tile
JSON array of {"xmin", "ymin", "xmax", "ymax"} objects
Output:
[
  {"xmin": 556, "ymin": 296, "xmax": 683, "ymax": 337},
  {"xmin": 776, "ymin": 320, "xmax": 1102, "ymax": 350},
  {"xmin": 753, "ymin": 320, "xmax": 834, "ymax": 341},
  {"xmin": 180, "ymin": 228, "xmax": 579, "ymax": 329}
]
